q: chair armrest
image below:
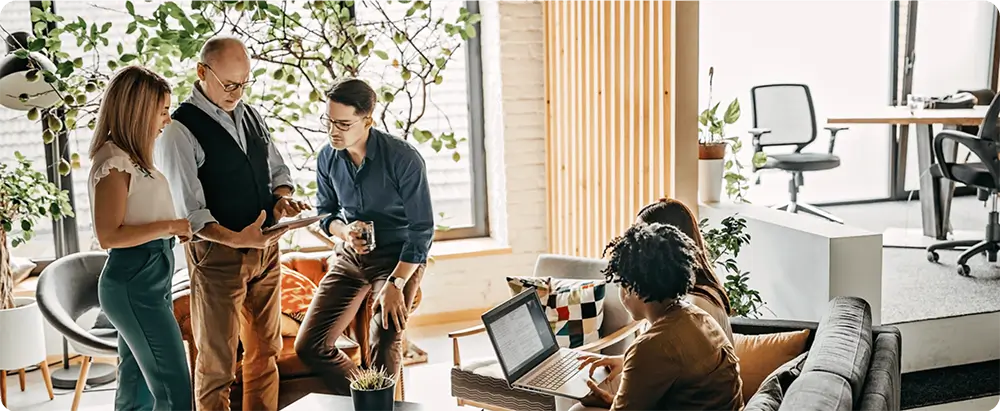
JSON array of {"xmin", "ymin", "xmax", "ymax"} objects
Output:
[
  {"xmin": 448, "ymin": 324, "xmax": 486, "ymax": 339},
  {"xmin": 823, "ymin": 125, "xmax": 849, "ymax": 153},
  {"xmin": 933, "ymin": 129, "xmax": 1000, "ymax": 184},
  {"xmin": 748, "ymin": 128, "xmax": 771, "ymax": 137},
  {"xmin": 577, "ymin": 320, "xmax": 645, "ymax": 353},
  {"xmin": 449, "ymin": 324, "xmax": 486, "ymax": 368}
]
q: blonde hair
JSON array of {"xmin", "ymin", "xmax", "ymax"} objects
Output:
[{"xmin": 88, "ymin": 65, "xmax": 172, "ymax": 172}]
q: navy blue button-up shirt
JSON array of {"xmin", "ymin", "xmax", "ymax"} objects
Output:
[{"xmin": 316, "ymin": 128, "xmax": 434, "ymax": 264}]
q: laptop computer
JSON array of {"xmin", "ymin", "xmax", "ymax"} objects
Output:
[{"xmin": 482, "ymin": 288, "xmax": 610, "ymax": 400}]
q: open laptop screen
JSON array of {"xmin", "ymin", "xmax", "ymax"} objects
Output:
[{"xmin": 482, "ymin": 289, "xmax": 559, "ymax": 382}]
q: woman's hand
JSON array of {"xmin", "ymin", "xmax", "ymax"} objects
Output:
[
  {"xmin": 579, "ymin": 379, "xmax": 614, "ymax": 409},
  {"xmin": 577, "ymin": 354, "xmax": 624, "ymax": 381},
  {"xmin": 168, "ymin": 219, "xmax": 193, "ymax": 242}
]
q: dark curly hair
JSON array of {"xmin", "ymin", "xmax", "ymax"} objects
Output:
[
  {"xmin": 601, "ymin": 222, "xmax": 698, "ymax": 303},
  {"xmin": 636, "ymin": 198, "xmax": 732, "ymax": 314}
]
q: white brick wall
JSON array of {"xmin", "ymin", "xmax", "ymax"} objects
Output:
[{"xmin": 415, "ymin": 0, "xmax": 547, "ymax": 316}]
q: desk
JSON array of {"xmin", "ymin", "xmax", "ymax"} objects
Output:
[
  {"xmin": 828, "ymin": 106, "xmax": 988, "ymax": 248},
  {"xmin": 281, "ymin": 393, "xmax": 461, "ymax": 410}
]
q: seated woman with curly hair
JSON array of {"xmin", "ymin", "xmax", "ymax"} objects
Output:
[{"xmin": 571, "ymin": 222, "xmax": 743, "ymax": 411}]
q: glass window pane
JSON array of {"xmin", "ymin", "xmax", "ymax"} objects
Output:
[{"xmin": 700, "ymin": 0, "xmax": 894, "ymax": 205}]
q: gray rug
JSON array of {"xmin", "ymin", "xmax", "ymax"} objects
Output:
[
  {"xmin": 820, "ymin": 196, "xmax": 1000, "ymax": 324},
  {"xmin": 881, "ymin": 248, "xmax": 1000, "ymax": 324}
]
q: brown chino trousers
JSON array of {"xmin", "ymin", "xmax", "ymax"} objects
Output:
[
  {"xmin": 293, "ymin": 242, "xmax": 424, "ymax": 395},
  {"xmin": 186, "ymin": 240, "xmax": 282, "ymax": 411}
]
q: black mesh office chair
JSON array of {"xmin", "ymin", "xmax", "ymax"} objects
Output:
[
  {"xmin": 749, "ymin": 84, "xmax": 848, "ymax": 223},
  {"xmin": 926, "ymin": 91, "xmax": 1000, "ymax": 276}
]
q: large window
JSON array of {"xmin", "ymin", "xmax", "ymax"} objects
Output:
[
  {"xmin": 700, "ymin": 1, "xmax": 895, "ymax": 205},
  {"xmin": 902, "ymin": 0, "xmax": 997, "ymax": 192},
  {"xmin": 1, "ymin": 0, "xmax": 488, "ymax": 259}
]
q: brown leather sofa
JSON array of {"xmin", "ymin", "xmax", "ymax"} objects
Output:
[{"xmin": 171, "ymin": 250, "xmax": 420, "ymax": 409}]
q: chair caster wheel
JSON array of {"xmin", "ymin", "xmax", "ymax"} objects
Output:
[
  {"xmin": 957, "ymin": 264, "xmax": 971, "ymax": 276},
  {"xmin": 927, "ymin": 251, "xmax": 939, "ymax": 263}
]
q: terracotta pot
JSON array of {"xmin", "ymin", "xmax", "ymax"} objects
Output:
[{"xmin": 699, "ymin": 142, "xmax": 727, "ymax": 160}]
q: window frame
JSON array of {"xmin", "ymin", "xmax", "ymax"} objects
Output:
[{"xmin": 14, "ymin": 0, "xmax": 490, "ymax": 264}]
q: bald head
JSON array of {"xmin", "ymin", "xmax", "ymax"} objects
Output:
[
  {"xmin": 199, "ymin": 36, "xmax": 249, "ymax": 66},
  {"xmin": 197, "ymin": 36, "xmax": 252, "ymax": 112}
]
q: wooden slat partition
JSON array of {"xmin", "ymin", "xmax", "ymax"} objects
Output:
[{"xmin": 545, "ymin": 1, "xmax": 694, "ymax": 258}]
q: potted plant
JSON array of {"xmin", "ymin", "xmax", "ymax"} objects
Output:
[
  {"xmin": 349, "ymin": 366, "xmax": 396, "ymax": 411},
  {"xmin": 699, "ymin": 215, "xmax": 770, "ymax": 318},
  {"xmin": 1, "ymin": 152, "xmax": 73, "ymax": 378},
  {"xmin": 698, "ymin": 67, "xmax": 739, "ymax": 203}
]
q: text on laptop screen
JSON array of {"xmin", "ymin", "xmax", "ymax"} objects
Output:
[{"xmin": 491, "ymin": 297, "xmax": 555, "ymax": 373}]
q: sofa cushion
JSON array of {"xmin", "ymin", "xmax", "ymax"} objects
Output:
[
  {"xmin": 779, "ymin": 371, "xmax": 852, "ymax": 411},
  {"xmin": 745, "ymin": 352, "xmax": 808, "ymax": 411},
  {"xmin": 800, "ymin": 297, "xmax": 873, "ymax": 405},
  {"xmin": 451, "ymin": 358, "xmax": 554, "ymax": 411},
  {"xmin": 734, "ymin": 329, "xmax": 811, "ymax": 401},
  {"xmin": 857, "ymin": 332, "xmax": 901, "ymax": 411}
]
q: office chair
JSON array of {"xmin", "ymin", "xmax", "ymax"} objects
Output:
[
  {"xmin": 926, "ymin": 91, "xmax": 1000, "ymax": 276},
  {"xmin": 749, "ymin": 84, "xmax": 848, "ymax": 223}
]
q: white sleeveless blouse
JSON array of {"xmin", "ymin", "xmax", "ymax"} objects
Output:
[{"xmin": 88, "ymin": 142, "xmax": 178, "ymax": 239}]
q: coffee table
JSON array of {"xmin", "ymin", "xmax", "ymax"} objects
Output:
[{"xmin": 281, "ymin": 393, "xmax": 464, "ymax": 410}]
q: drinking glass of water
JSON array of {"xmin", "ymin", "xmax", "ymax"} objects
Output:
[{"xmin": 907, "ymin": 94, "xmax": 926, "ymax": 114}]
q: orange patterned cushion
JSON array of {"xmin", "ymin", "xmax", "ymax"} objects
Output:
[{"xmin": 280, "ymin": 266, "xmax": 318, "ymax": 316}]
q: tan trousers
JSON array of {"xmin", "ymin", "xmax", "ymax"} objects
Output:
[{"xmin": 186, "ymin": 241, "xmax": 282, "ymax": 411}]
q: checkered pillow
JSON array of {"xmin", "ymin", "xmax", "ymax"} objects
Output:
[{"xmin": 506, "ymin": 276, "xmax": 606, "ymax": 348}]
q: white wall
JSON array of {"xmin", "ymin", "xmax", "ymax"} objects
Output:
[{"xmin": 415, "ymin": 0, "xmax": 548, "ymax": 316}]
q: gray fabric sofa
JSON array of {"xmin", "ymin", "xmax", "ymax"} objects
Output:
[{"xmin": 740, "ymin": 296, "xmax": 901, "ymax": 411}]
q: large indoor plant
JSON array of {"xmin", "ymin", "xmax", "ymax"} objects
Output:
[
  {"xmin": 9, "ymin": 0, "xmax": 478, "ymax": 199},
  {"xmin": 0, "ymin": 152, "xmax": 73, "ymax": 311},
  {"xmin": 0, "ymin": 153, "xmax": 73, "ymax": 383}
]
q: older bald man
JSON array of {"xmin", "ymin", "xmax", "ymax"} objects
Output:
[{"xmin": 155, "ymin": 36, "xmax": 309, "ymax": 411}]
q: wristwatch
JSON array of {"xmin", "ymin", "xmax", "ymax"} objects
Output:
[{"xmin": 387, "ymin": 276, "xmax": 406, "ymax": 290}]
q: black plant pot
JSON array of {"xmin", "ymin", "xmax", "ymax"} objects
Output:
[{"xmin": 350, "ymin": 379, "xmax": 395, "ymax": 411}]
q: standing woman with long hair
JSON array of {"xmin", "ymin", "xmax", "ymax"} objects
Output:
[
  {"xmin": 88, "ymin": 65, "xmax": 193, "ymax": 410},
  {"xmin": 635, "ymin": 198, "xmax": 734, "ymax": 343}
]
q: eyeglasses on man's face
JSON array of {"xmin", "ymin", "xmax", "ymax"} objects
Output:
[
  {"xmin": 320, "ymin": 115, "xmax": 367, "ymax": 132},
  {"xmin": 201, "ymin": 63, "xmax": 255, "ymax": 93}
]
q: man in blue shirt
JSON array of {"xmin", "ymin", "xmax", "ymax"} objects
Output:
[{"xmin": 294, "ymin": 78, "xmax": 434, "ymax": 394}]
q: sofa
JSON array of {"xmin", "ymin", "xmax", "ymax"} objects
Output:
[
  {"xmin": 450, "ymin": 253, "xmax": 901, "ymax": 411},
  {"xmin": 738, "ymin": 296, "xmax": 901, "ymax": 411}
]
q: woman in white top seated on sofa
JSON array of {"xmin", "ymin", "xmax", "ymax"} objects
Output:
[{"xmin": 88, "ymin": 65, "xmax": 194, "ymax": 410}]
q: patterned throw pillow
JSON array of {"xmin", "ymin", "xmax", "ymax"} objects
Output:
[
  {"xmin": 506, "ymin": 276, "xmax": 606, "ymax": 348},
  {"xmin": 279, "ymin": 266, "xmax": 319, "ymax": 336}
]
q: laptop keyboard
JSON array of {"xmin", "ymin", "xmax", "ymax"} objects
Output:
[{"xmin": 526, "ymin": 351, "xmax": 580, "ymax": 390}]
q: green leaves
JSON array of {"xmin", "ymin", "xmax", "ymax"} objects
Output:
[
  {"xmin": 699, "ymin": 215, "xmax": 765, "ymax": 318},
  {"xmin": 0, "ymin": 152, "xmax": 75, "ymax": 250}
]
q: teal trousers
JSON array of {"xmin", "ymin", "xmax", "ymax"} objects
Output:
[{"xmin": 98, "ymin": 237, "xmax": 192, "ymax": 411}]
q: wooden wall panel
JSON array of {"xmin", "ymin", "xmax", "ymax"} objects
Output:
[{"xmin": 545, "ymin": 1, "xmax": 692, "ymax": 258}]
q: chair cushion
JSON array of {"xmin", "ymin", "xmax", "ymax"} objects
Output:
[
  {"xmin": 451, "ymin": 358, "xmax": 554, "ymax": 411},
  {"xmin": 507, "ymin": 276, "xmax": 607, "ymax": 348},
  {"xmin": 763, "ymin": 153, "xmax": 841, "ymax": 172},
  {"xmin": 734, "ymin": 329, "xmax": 811, "ymax": 401},
  {"xmin": 938, "ymin": 163, "xmax": 994, "ymax": 189}
]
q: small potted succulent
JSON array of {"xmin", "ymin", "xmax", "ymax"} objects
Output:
[{"xmin": 349, "ymin": 366, "xmax": 396, "ymax": 411}]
